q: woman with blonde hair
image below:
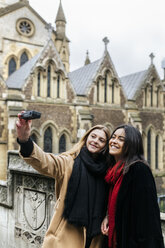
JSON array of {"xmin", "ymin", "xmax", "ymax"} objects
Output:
[{"xmin": 16, "ymin": 114, "xmax": 110, "ymax": 248}]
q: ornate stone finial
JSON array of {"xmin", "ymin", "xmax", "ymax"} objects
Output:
[
  {"xmin": 103, "ymin": 37, "xmax": 109, "ymax": 52},
  {"xmin": 85, "ymin": 50, "xmax": 91, "ymax": 65},
  {"xmin": 149, "ymin": 53, "xmax": 155, "ymax": 65},
  {"xmin": 45, "ymin": 23, "xmax": 53, "ymax": 40}
]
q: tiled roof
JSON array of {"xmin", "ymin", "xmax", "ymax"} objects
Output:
[
  {"xmin": 6, "ymin": 53, "xmax": 41, "ymax": 89},
  {"xmin": 68, "ymin": 59, "xmax": 102, "ymax": 95},
  {"xmin": 120, "ymin": 70, "xmax": 148, "ymax": 100}
]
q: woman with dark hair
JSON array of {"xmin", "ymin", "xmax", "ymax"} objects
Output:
[
  {"xmin": 101, "ymin": 124, "xmax": 164, "ymax": 248},
  {"xmin": 16, "ymin": 114, "xmax": 110, "ymax": 248}
]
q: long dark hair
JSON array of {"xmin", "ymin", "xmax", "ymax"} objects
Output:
[{"xmin": 110, "ymin": 124, "xmax": 147, "ymax": 173}]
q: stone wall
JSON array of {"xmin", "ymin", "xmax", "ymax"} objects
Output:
[{"xmin": 0, "ymin": 151, "xmax": 56, "ymax": 248}]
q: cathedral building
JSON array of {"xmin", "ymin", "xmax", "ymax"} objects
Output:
[{"xmin": 0, "ymin": 0, "xmax": 164, "ymax": 187}]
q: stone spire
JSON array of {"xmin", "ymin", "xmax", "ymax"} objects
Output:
[
  {"xmin": 55, "ymin": 0, "xmax": 66, "ymax": 39},
  {"xmin": 84, "ymin": 50, "xmax": 91, "ymax": 65},
  {"xmin": 55, "ymin": 0, "xmax": 66, "ymax": 24}
]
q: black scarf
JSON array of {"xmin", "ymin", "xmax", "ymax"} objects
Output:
[{"xmin": 63, "ymin": 147, "xmax": 109, "ymax": 238}]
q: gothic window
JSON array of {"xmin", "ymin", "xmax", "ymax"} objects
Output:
[
  {"xmin": 155, "ymin": 135, "xmax": 159, "ymax": 169},
  {"xmin": 156, "ymin": 88, "xmax": 160, "ymax": 107},
  {"xmin": 97, "ymin": 81, "xmax": 99, "ymax": 102},
  {"xmin": 59, "ymin": 134, "xmax": 66, "ymax": 153},
  {"xmin": 37, "ymin": 72, "xmax": 41, "ymax": 97},
  {"xmin": 9, "ymin": 58, "xmax": 16, "ymax": 76},
  {"xmin": 20, "ymin": 52, "xmax": 28, "ymax": 66},
  {"xmin": 112, "ymin": 80, "xmax": 115, "ymax": 103},
  {"xmin": 147, "ymin": 129, "xmax": 151, "ymax": 166},
  {"xmin": 57, "ymin": 74, "xmax": 60, "ymax": 98},
  {"xmin": 104, "ymin": 74, "xmax": 107, "ymax": 103},
  {"xmin": 31, "ymin": 133, "xmax": 37, "ymax": 144},
  {"xmin": 44, "ymin": 127, "xmax": 52, "ymax": 153},
  {"xmin": 145, "ymin": 87, "xmax": 147, "ymax": 107},
  {"xmin": 47, "ymin": 65, "xmax": 51, "ymax": 97},
  {"xmin": 150, "ymin": 84, "xmax": 153, "ymax": 107}
]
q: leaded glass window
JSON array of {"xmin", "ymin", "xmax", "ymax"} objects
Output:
[
  {"xmin": 37, "ymin": 72, "xmax": 41, "ymax": 96},
  {"xmin": 9, "ymin": 58, "xmax": 16, "ymax": 76},
  {"xmin": 150, "ymin": 84, "xmax": 153, "ymax": 107},
  {"xmin": 97, "ymin": 81, "xmax": 99, "ymax": 102},
  {"xmin": 20, "ymin": 52, "xmax": 28, "ymax": 66},
  {"xmin": 112, "ymin": 80, "xmax": 115, "ymax": 103},
  {"xmin": 57, "ymin": 74, "xmax": 60, "ymax": 98},
  {"xmin": 104, "ymin": 74, "xmax": 107, "ymax": 103},
  {"xmin": 147, "ymin": 129, "xmax": 151, "ymax": 165},
  {"xmin": 47, "ymin": 65, "xmax": 51, "ymax": 97},
  {"xmin": 44, "ymin": 127, "xmax": 52, "ymax": 153},
  {"xmin": 155, "ymin": 135, "xmax": 159, "ymax": 169},
  {"xmin": 59, "ymin": 134, "xmax": 66, "ymax": 153}
]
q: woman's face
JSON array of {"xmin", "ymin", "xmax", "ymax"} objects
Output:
[
  {"xmin": 109, "ymin": 128, "xmax": 125, "ymax": 162},
  {"xmin": 86, "ymin": 129, "xmax": 107, "ymax": 154}
]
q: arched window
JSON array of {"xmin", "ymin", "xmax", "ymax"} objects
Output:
[
  {"xmin": 37, "ymin": 72, "xmax": 41, "ymax": 96},
  {"xmin": 155, "ymin": 135, "xmax": 159, "ymax": 169},
  {"xmin": 147, "ymin": 129, "xmax": 151, "ymax": 166},
  {"xmin": 20, "ymin": 52, "xmax": 28, "ymax": 66},
  {"xmin": 145, "ymin": 87, "xmax": 147, "ymax": 106},
  {"xmin": 150, "ymin": 84, "xmax": 153, "ymax": 107},
  {"xmin": 47, "ymin": 65, "xmax": 51, "ymax": 97},
  {"xmin": 31, "ymin": 133, "xmax": 37, "ymax": 144},
  {"xmin": 44, "ymin": 127, "xmax": 52, "ymax": 153},
  {"xmin": 57, "ymin": 74, "xmax": 60, "ymax": 98},
  {"xmin": 112, "ymin": 80, "xmax": 115, "ymax": 103},
  {"xmin": 156, "ymin": 87, "xmax": 160, "ymax": 107},
  {"xmin": 97, "ymin": 81, "xmax": 99, "ymax": 102},
  {"xmin": 8, "ymin": 58, "xmax": 16, "ymax": 76},
  {"xmin": 59, "ymin": 134, "xmax": 66, "ymax": 153},
  {"xmin": 104, "ymin": 74, "xmax": 107, "ymax": 103}
]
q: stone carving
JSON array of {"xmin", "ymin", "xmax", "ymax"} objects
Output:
[
  {"xmin": 0, "ymin": 185, "xmax": 7, "ymax": 203},
  {"xmin": 23, "ymin": 189, "xmax": 46, "ymax": 230}
]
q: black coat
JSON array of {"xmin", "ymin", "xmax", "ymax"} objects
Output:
[{"xmin": 115, "ymin": 162, "xmax": 164, "ymax": 248}]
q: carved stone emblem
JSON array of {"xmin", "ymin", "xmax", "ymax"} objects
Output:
[{"xmin": 23, "ymin": 189, "xmax": 46, "ymax": 230}]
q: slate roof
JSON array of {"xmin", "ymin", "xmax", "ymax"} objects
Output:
[
  {"xmin": 6, "ymin": 53, "xmax": 41, "ymax": 89},
  {"xmin": 68, "ymin": 59, "xmax": 102, "ymax": 95},
  {"xmin": 120, "ymin": 70, "xmax": 148, "ymax": 100}
]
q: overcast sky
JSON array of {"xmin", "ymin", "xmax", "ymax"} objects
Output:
[{"xmin": 30, "ymin": 0, "xmax": 165, "ymax": 79}]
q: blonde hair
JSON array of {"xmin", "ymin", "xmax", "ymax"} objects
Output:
[{"xmin": 64, "ymin": 125, "xmax": 110, "ymax": 159}]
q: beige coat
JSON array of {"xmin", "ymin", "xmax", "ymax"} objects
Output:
[{"xmin": 22, "ymin": 143, "xmax": 104, "ymax": 248}]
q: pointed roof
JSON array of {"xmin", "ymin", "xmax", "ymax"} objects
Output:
[
  {"xmin": 6, "ymin": 39, "xmax": 66, "ymax": 89},
  {"xmin": 120, "ymin": 70, "xmax": 148, "ymax": 100},
  {"xmin": 55, "ymin": 0, "xmax": 66, "ymax": 23},
  {"xmin": 120, "ymin": 63, "xmax": 163, "ymax": 100},
  {"xmin": 68, "ymin": 59, "xmax": 102, "ymax": 96}
]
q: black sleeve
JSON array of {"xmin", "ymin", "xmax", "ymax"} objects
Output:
[{"xmin": 17, "ymin": 137, "xmax": 34, "ymax": 157}]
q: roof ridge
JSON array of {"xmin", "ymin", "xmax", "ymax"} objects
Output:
[
  {"xmin": 69, "ymin": 58, "xmax": 102, "ymax": 74},
  {"xmin": 120, "ymin": 69, "xmax": 147, "ymax": 79}
]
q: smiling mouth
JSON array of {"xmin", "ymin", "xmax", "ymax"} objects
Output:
[{"xmin": 90, "ymin": 144, "xmax": 98, "ymax": 148}]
